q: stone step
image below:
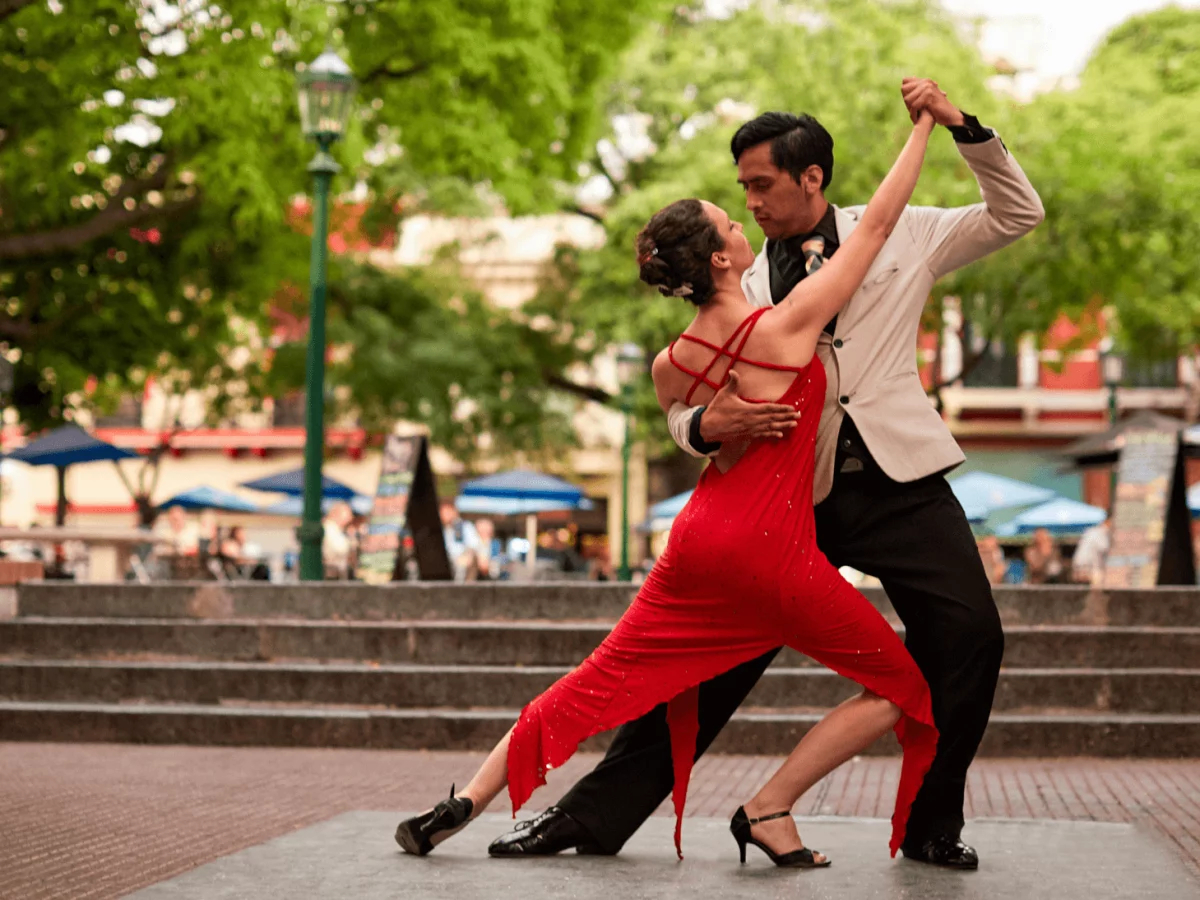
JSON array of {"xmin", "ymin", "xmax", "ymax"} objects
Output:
[
  {"xmin": 2, "ymin": 618, "xmax": 1199, "ymax": 669},
  {"xmin": 0, "ymin": 699, "xmax": 1196, "ymax": 757},
  {"xmin": 16, "ymin": 582, "xmax": 1200, "ymax": 628},
  {"xmin": 1, "ymin": 659, "xmax": 1196, "ymax": 714}
]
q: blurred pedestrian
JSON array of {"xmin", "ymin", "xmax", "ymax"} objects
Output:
[
  {"xmin": 976, "ymin": 536, "xmax": 1007, "ymax": 585},
  {"xmin": 1071, "ymin": 520, "xmax": 1110, "ymax": 585},
  {"xmin": 1023, "ymin": 528, "xmax": 1065, "ymax": 584},
  {"xmin": 156, "ymin": 505, "xmax": 200, "ymax": 557},
  {"xmin": 220, "ymin": 526, "xmax": 247, "ymax": 564},
  {"xmin": 473, "ymin": 518, "xmax": 499, "ymax": 580},
  {"xmin": 198, "ymin": 510, "xmax": 219, "ymax": 558},
  {"xmin": 323, "ymin": 502, "xmax": 355, "ymax": 579},
  {"xmin": 440, "ymin": 500, "xmax": 481, "ymax": 582}
]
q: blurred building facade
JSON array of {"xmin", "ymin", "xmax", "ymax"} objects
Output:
[
  {"xmin": 0, "ymin": 209, "xmax": 649, "ymax": 571},
  {"xmin": 3, "ymin": 210, "xmax": 1196, "ymax": 554},
  {"xmin": 917, "ymin": 299, "xmax": 1199, "ymax": 507}
]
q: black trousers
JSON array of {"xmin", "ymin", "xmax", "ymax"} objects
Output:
[{"xmin": 558, "ymin": 459, "xmax": 1003, "ymax": 852}]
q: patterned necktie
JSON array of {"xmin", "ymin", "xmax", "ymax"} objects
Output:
[{"xmin": 801, "ymin": 234, "xmax": 826, "ymax": 276}]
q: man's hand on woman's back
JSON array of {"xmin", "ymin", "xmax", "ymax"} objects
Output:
[{"xmin": 698, "ymin": 370, "xmax": 800, "ymax": 443}]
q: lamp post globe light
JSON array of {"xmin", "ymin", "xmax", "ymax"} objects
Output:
[
  {"xmin": 615, "ymin": 342, "xmax": 645, "ymax": 582},
  {"xmin": 296, "ymin": 48, "xmax": 355, "ymax": 581},
  {"xmin": 1098, "ymin": 336, "xmax": 1124, "ymax": 513}
]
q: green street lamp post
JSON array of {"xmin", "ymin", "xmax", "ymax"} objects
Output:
[
  {"xmin": 295, "ymin": 49, "xmax": 355, "ymax": 581},
  {"xmin": 1099, "ymin": 337, "xmax": 1124, "ymax": 512},
  {"xmin": 615, "ymin": 343, "xmax": 645, "ymax": 582}
]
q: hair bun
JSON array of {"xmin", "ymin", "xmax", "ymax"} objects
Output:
[
  {"xmin": 638, "ymin": 254, "xmax": 678, "ymax": 293},
  {"xmin": 634, "ymin": 198, "xmax": 722, "ymax": 306}
]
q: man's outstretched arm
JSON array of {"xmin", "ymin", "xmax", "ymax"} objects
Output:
[{"xmin": 900, "ymin": 78, "xmax": 1045, "ymax": 280}]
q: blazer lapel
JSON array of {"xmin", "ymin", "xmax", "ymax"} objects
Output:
[
  {"xmin": 832, "ymin": 204, "xmax": 903, "ymax": 336},
  {"xmin": 742, "ymin": 242, "xmax": 772, "ymax": 309},
  {"xmin": 833, "ymin": 205, "xmax": 858, "ymax": 244}
]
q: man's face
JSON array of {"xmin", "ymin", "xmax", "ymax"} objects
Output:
[
  {"xmin": 439, "ymin": 503, "xmax": 458, "ymax": 526},
  {"xmin": 736, "ymin": 142, "xmax": 824, "ymax": 240}
]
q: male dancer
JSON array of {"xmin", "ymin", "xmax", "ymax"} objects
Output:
[{"xmin": 489, "ymin": 79, "xmax": 1043, "ymax": 869}]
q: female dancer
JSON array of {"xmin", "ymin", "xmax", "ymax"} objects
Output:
[{"xmin": 397, "ymin": 110, "xmax": 938, "ymax": 867}]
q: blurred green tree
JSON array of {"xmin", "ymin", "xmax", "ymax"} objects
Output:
[
  {"xmin": 522, "ymin": 0, "xmax": 1003, "ymax": 448},
  {"xmin": 943, "ymin": 7, "xmax": 1200, "ymax": 382},
  {"xmin": 0, "ymin": 0, "xmax": 665, "ymax": 436}
]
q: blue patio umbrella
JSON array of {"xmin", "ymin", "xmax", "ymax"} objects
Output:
[
  {"xmin": 960, "ymin": 501, "xmax": 989, "ymax": 525},
  {"xmin": 459, "ymin": 469, "xmax": 585, "ymax": 504},
  {"xmin": 159, "ymin": 485, "xmax": 261, "ymax": 514},
  {"xmin": 999, "ymin": 497, "xmax": 1107, "ymax": 536},
  {"xmin": 459, "ymin": 470, "xmax": 588, "ymax": 574},
  {"xmin": 4, "ymin": 423, "xmax": 139, "ymax": 468},
  {"xmin": 639, "ymin": 490, "xmax": 694, "ymax": 531},
  {"xmin": 948, "ymin": 472, "xmax": 1057, "ymax": 516},
  {"xmin": 2, "ymin": 424, "xmax": 139, "ymax": 524},
  {"xmin": 240, "ymin": 467, "xmax": 359, "ymax": 500},
  {"xmin": 455, "ymin": 495, "xmax": 593, "ymax": 516},
  {"xmin": 261, "ymin": 493, "xmax": 374, "ymax": 517}
]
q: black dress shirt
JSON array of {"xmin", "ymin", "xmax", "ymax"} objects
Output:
[{"xmin": 687, "ymin": 115, "xmax": 995, "ymax": 457}]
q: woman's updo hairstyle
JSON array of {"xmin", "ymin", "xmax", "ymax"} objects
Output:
[{"xmin": 635, "ymin": 199, "xmax": 724, "ymax": 306}]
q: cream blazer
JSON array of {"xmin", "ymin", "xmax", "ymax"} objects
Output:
[{"xmin": 666, "ymin": 135, "xmax": 1044, "ymax": 504}]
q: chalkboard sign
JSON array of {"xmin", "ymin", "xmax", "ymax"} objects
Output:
[
  {"xmin": 356, "ymin": 435, "xmax": 452, "ymax": 583},
  {"xmin": 1103, "ymin": 428, "xmax": 1196, "ymax": 587}
]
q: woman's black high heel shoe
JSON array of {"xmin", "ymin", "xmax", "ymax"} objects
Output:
[
  {"xmin": 730, "ymin": 806, "xmax": 831, "ymax": 868},
  {"xmin": 395, "ymin": 785, "xmax": 475, "ymax": 856}
]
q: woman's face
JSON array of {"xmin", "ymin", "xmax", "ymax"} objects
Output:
[{"xmin": 701, "ymin": 201, "xmax": 756, "ymax": 276}]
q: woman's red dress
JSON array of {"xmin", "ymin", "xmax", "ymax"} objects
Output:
[{"xmin": 507, "ymin": 308, "xmax": 937, "ymax": 858}]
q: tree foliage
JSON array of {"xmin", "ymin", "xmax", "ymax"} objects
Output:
[
  {"xmin": 522, "ymin": 0, "xmax": 1002, "ymax": 446},
  {"xmin": 264, "ymin": 254, "xmax": 583, "ymax": 461},
  {"xmin": 948, "ymin": 6, "xmax": 1200, "ymax": 365},
  {"xmin": 0, "ymin": 0, "xmax": 666, "ymax": 431},
  {"xmin": 5, "ymin": 0, "xmax": 1198, "ymax": 463}
]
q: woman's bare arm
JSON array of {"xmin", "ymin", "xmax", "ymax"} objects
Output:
[{"xmin": 775, "ymin": 111, "xmax": 935, "ymax": 335}]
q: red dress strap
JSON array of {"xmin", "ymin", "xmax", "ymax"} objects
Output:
[
  {"xmin": 668, "ymin": 312, "xmax": 758, "ymax": 405},
  {"xmin": 667, "ymin": 307, "xmax": 811, "ymax": 405}
]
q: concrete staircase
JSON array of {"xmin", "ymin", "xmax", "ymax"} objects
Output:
[{"xmin": 1, "ymin": 582, "xmax": 1198, "ymax": 756}]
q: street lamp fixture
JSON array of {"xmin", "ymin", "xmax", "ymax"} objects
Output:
[
  {"xmin": 295, "ymin": 48, "xmax": 355, "ymax": 582},
  {"xmin": 615, "ymin": 342, "xmax": 645, "ymax": 582},
  {"xmin": 1098, "ymin": 337, "xmax": 1124, "ymax": 424},
  {"xmin": 1098, "ymin": 336, "xmax": 1124, "ymax": 516},
  {"xmin": 297, "ymin": 49, "xmax": 356, "ymax": 143}
]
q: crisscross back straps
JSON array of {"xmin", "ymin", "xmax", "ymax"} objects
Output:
[{"xmin": 668, "ymin": 310, "xmax": 759, "ymax": 405}]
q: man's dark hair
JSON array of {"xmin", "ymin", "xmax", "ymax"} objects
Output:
[{"xmin": 730, "ymin": 112, "xmax": 834, "ymax": 191}]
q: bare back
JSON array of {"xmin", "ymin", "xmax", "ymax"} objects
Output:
[
  {"xmin": 660, "ymin": 305, "xmax": 818, "ymax": 406},
  {"xmin": 655, "ymin": 305, "xmax": 818, "ymax": 471}
]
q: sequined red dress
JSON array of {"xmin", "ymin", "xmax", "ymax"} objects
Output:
[{"xmin": 507, "ymin": 308, "xmax": 937, "ymax": 857}]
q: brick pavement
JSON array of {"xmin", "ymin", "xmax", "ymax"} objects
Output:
[{"xmin": 1, "ymin": 743, "xmax": 1197, "ymax": 900}]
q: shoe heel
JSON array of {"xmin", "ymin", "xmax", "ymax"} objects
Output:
[{"xmin": 730, "ymin": 806, "xmax": 750, "ymax": 865}]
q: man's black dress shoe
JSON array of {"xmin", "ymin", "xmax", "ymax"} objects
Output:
[
  {"xmin": 901, "ymin": 834, "xmax": 979, "ymax": 869},
  {"xmin": 487, "ymin": 807, "xmax": 610, "ymax": 857}
]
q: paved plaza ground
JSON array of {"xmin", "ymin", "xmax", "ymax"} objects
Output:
[{"xmin": 1, "ymin": 744, "xmax": 1198, "ymax": 899}]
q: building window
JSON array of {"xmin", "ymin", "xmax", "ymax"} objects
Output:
[
  {"xmin": 961, "ymin": 325, "xmax": 1018, "ymax": 388},
  {"xmin": 1122, "ymin": 358, "xmax": 1178, "ymax": 389},
  {"xmin": 95, "ymin": 395, "xmax": 144, "ymax": 427},
  {"xmin": 272, "ymin": 393, "xmax": 307, "ymax": 427}
]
